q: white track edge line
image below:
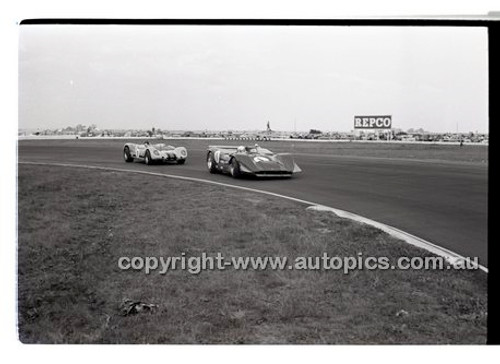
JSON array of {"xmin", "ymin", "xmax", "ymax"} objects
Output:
[{"xmin": 19, "ymin": 161, "xmax": 488, "ymax": 273}]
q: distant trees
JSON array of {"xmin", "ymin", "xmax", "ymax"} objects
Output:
[{"xmin": 309, "ymin": 129, "xmax": 322, "ymax": 135}]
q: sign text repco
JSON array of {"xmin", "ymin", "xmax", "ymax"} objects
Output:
[{"xmin": 354, "ymin": 116, "xmax": 392, "ymax": 129}]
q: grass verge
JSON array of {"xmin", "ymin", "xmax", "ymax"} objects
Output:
[{"xmin": 17, "ymin": 164, "xmax": 487, "ymax": 344}]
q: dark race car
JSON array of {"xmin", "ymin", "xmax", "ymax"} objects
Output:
[{"xmin": 206, "ymin": 144, "xmax": 301, "ymax": 178}]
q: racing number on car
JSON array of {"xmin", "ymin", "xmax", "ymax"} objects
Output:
[
  {"xmin": 254, "ymin": 156, "xmax": 269, "ymax": 162},
  {"xmin": 214, "ymin": 150, "xmax": 221, "ymax": 163}
]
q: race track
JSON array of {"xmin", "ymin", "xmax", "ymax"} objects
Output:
[{"xmin": 18, "ymin": 139, "xmax": 488, "ymax": 266}]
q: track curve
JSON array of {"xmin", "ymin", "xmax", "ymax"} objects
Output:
[{"xmin": 18, "ymin": 139, "xmax": 488, "ymax": 266}]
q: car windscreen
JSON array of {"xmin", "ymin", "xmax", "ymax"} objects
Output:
[{"xmin": 153, "ymin": 144, "xmax": 174, "ymax": 151}]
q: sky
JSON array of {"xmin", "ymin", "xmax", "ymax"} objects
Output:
[{"xmin": 18, "ymin": 24, "xmax": 489, "ymax": 133}]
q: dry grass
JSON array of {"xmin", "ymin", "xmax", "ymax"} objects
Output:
[
  {"xmin": 273, "ymin": 141, "xmax": 488, "ymax": 164},
  {"xmin": 17, "ymin": 165, "xmax": 487, "ymax": 344}
]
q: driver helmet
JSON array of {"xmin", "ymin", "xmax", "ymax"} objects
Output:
[{"xmin": 237, "ymin": 146, "xmax": 246, "ymax": 153}]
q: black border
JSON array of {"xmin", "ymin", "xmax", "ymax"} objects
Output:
[
  {"xmin": 487, "ymin": 19, "xmax": 498, "ymax": 346},
  {"xmin": 18, "ymin": 17, "xmax": 499, "ymax": 345},
  {"xmin": 18, "ymin": 18, "xmax": 499, "ymax": 27}
]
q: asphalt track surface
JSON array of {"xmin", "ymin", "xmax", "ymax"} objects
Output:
[{"xmin": 18, "ymin": 139, "xmax": 488, "ymax": 266}]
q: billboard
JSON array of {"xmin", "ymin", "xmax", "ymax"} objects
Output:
[{"xmin": 354, "ymin": 115, "xmax": 392, "ymax": 129}]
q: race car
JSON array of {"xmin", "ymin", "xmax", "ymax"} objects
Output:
[
  {"xmin": 123, "ymin": 141, "xmax": 187, "ymax": 165},
  {"xmin": 206, "ymin": 144, "xmax": 301, "ymax": 178}
]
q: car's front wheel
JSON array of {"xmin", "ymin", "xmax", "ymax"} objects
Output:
[
  {"xmin": 177, "ymin": 159, "xmax": 186, "ymax": 165},
  {"xmin": 144, "ymin": 150, "xmax": 153, "ymax": 165},
  {"xmin": 229, "ymin": 158, "xmax": 240, "ymax": 178},
  {"xmin": 124, "ymin": 147, "xmax": 133, "ymax": 163},
  {"xmin": 207, "ymin": 152, "xmax": 217, "ymax": 173}
]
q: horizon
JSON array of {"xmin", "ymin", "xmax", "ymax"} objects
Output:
[{"xmin": 18, "ymin": 125, "xmax": 489, "ymax": 135}]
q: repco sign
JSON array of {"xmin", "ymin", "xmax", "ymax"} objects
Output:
[{"xmin": 354, "ymin": 115, "xmax": 392, "ymax": 129}]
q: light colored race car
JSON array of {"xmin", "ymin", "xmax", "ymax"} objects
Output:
[
  {"xmin": 206, "ymin": 144, "xmax": 301, "ymax": 178},
  {"xmin": 123, "ymin": 141, "xmax": 187, "ymax": 165}
]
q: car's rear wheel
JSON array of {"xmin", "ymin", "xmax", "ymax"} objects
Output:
[
  {"xmin": 230, "ymin": 158, "xmax": 240, "ymax": 178},
  {"xmin": 207, "ymin": 152, "xmax": 217, "ymax": 173},
  {"xmin": 144, "ymin": 150, "xmax": 153, "ymax": 165},
  {"xmin": 177, "ymin": 159, "xmax": 186, "ymax": 165},
  {"xmin": 124, "ymin": 147, "xmax": 133, "ymax": 162}
]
